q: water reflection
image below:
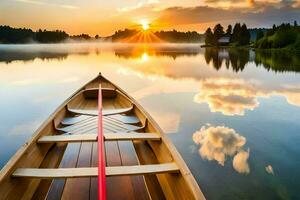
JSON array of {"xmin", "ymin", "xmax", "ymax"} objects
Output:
[
  {"xmin": 265, "ymin": 165, "xmax": 274, "ymax": 175},
  {"xmin": 204, "ymin": 47, "xmax": 300, "ymax": 72},
  {"xmin": 1, "ymin": 44, "xmax": 300, "ymax": 199},
  {"xmin": 204, "ymin": 48, "xmax": 249, "ymax": 72},
  {"xmin": 115, "ymin": 50, "xmax": 199, "ymax": 60},
  {"xmin": 1, "ymin": 45, "xmax": 299, "ymax": 73},
  {"xmin": 192, "ymin": 125, "xmax": 250, "ymax": 174},
  {"xmin": 193, "ymin": 77, "xmax": 300, "ymax": 116},
  {"xmin": 0, "ymin": 50, "xmax": 68, "ymax": 63},
  {"xmin": 255, "ymin": 50, "xmax": 300, "ymax": 72},
  {"xmin": 194, "ymin": 78, "xmax": 263, "ymax": 116}
]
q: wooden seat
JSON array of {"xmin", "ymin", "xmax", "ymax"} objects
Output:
[
  {"xmin": 38, "ymin": 133, "xmax": 161, "ymax": 143},
  {"xmin": 68, "ymin": 106, "xmax": 134, "ymax": 116},
  {"xmin": 12, "ymin": 163, "xmax": 179, "ymax": 179}
]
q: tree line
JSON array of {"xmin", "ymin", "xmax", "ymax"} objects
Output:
[
  {"xmin": 0, "ymin": 25, "xmax": 96, "ymax": 43},
  {"xmin": 205, "ymin": 23, "xmax": 251, "ymax": 46},
  {"xmin": 255, "ymin": 21, "xmax": 300, "ymax": 50},
  {"xmin": 108, "ymin": 29, "xmax": 204, "ymax": 43},
  {"xmin": 0, "ymin": 25, "xmax": 204, "ymax": 44}
]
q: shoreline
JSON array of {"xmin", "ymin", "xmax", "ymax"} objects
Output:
[{"xmin": 201, "ymin": 45, "xmax": 300, "ymax": 52}]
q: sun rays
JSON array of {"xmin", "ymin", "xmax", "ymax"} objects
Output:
[{"xmin": 117, "ymin": 19, "xmax": 163, "ymax": 43}]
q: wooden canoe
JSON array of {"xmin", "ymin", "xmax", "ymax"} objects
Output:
[{"xmin": 0, "ymin": 73, "xmax": 205, "ymax": 200}]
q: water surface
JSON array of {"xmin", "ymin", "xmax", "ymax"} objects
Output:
[{"xmin": 0, "ymin": 43, "xmax": 300, "ymax": 200}]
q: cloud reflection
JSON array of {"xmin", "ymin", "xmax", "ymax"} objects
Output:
[
  {"xmin": 193, "ymin": 126, "xmax": 250, "ymax": 174},
  {"xmin": 233, "ymin": 150, "xmax": 250, "ymax": 174},
  {"xmin": 194, "ymin": 78, "xmax": 300, "ymax": 116},
  {"xmin": 265, "ymin": 165, "xmax": 274, "ymax": 175},
  {"xmin": 194, "ymin": 78, "xmax": 264, "ymax": 116}
]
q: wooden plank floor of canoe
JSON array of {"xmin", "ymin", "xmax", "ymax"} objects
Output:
[
  {"xmin": 44, "ymin": 141, "xmax": 152, "ymax": 199},
  {"xmin": 44, "ymin": 105, "xmax": 156, "ymax": 199}
]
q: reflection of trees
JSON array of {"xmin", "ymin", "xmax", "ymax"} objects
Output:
[
  {"xmin": 0, "ymin": 50, "xmax": 90, "ymax": 63},
  {"xmin": 254, "ymin": 50, "xmax": 300, "ymax": 72},
  {"xmin": 204, "ymin": 48, "xmax": 249, "ymax": 72},
  {"xmin": 114, "ymin": 51, "xmax": 199, "ymax": 60},
  {"xmin": 204, "ymin": 47, "xmax": 300, "ymax": 73},
  {"xmin": 113, "ymin": 45, "xmax": 201, "ymax": 60}
]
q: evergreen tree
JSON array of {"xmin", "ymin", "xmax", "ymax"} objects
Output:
[
  {"xmin": 256, "ymin": 30, "xmax": 264, "ymax": 41},
  {"xmin": 213, "ymin": 24, "xmax": 224, "ymax": 45},
  {"xmin": 266, "ymin": 24, "xmax": 276, "ymax": 36},
  {"xmin": 226, "ymin": 25, "xmax": 232, "ymax": 36},
  {"xmin": 205, "ymin": 28, "xmax": 214, "ymax": 45},
  {"xmin": 231, "ymin": 23, "xmax": 241, "ymax": 43},
  {"xmin": 294, "ymin": 20, "xmax": 298, "ymax": 27},
  {"xmin": 239, "ymin": 24, "xmax": 250, "ymax": 45}
]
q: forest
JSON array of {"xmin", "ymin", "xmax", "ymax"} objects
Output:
[
  {"xmin": 255, "ymin": 22, "xmax": 300, "ymax": 50},
  {"xmin": 0, "ymin": 25, "xmax": 203, "ymax": 44}
]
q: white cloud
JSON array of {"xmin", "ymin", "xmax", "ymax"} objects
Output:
[
  {"xmin": 117, "ymin": 0, "xmax": 160, "ymax": 12},
  {"xmin": 15, "ymin": 0, "xmax": 79, "ymax": 9}
]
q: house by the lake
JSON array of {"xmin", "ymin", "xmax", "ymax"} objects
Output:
[{"xmin": 218, "ymin": 36, "xmax": 230, "ymax": 45}]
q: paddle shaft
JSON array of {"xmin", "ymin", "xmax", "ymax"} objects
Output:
[{"xmin": 98, "ymin": 84, "xmax": 106, "ymax": 200}]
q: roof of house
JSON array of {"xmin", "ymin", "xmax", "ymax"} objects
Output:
[{"xmin": 218, "ymin": 36, "xmax": 230, "ymax": 43}]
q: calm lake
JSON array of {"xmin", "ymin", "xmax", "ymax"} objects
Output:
[{"xmin": 0, "ymin": 43, "xmax": 300, "ymax": 200}]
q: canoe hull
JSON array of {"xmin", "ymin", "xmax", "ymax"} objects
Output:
[{"xmin": 0, "ymin": 74, "xmax": 205, "ymax": 200}]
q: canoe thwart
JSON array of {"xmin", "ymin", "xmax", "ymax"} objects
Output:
[
  {"xmin": 37, "ymin": 133, "xmax": 161, "ymax": 143},
  {"xmin": 68, "ymin": 105, "xmax": 134, "ymax": 116},
  {"xmin": 37, "ymin": 134, "xmax": 97, "ymax": 143},
  {"xmin": 12, "ymin": 163, "xmax": 179, "ymax": 179},
  {"xmin": 107, "ymin": 163, "xmax": 179, "ymax": 176},
  {"xmin": 105, "ymin": 133, "xmax": 160, "ymax": 141}
]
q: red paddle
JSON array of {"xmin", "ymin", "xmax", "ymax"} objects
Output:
[{"xmin": 98, "ymin": 84, "xmax": 106, "ymax": 200}]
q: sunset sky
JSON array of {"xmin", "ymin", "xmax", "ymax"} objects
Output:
[{"xmin": 0, "ymin": 0, "xmax": 299, "ymax": 36}]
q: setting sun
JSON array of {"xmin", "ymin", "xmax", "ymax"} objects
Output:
[{"xmin": 141, "ymin": 20, "xmax": 150, "ymax": 30}]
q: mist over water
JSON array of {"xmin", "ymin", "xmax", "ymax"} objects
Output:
[{"xmin": 0, "ymin": 43, "xmax": 300, "ymax": 200}]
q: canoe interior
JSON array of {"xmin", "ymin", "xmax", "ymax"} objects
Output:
[{"xmin": 0, "ymin": 75, "xmax": 204, "ymax": 200}]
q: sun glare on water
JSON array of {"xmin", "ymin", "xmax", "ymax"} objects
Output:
[{"xmin": 141, "ymin": 52, "xmax": 149, "ymax": 62}]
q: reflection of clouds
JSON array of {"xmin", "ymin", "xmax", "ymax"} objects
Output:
[
  {"xmin": 194, "ymin": 78, "xmax": 263, "ymax": 116},
  {"xmin": 11, "ymin": 78, "xmax": 42, "ymax": 86},
  {"xmin": 194, "ymin": 78, "xmax": 300, "ymax": 116},
  {"xmin": 233, "ymin": 150, "xmax": 250, "ymax": 174},
  {"xmin": 276, "ymin": 85, "xmax": 300, "ymax": 107},
  {"xmin": 193, "ymin": 126, "xmax": 247, "ymax": 166},
  {"xmin": 265, "ymin": 165, "xmax": 274, "ymax": 175},
  {"xmin": 132, "ymin": 82, "xmax": 197, "ymax": 100},
  {"xmin": 150, "ymin": 111, "xmax": 180, "ymax": 133},
  {"xmin": 9, "ymin": 120, "xmax": 40, "ymax": 136},
  {"xmin": 60, "ymin": 77, "xmax": 80, "ymax": 83}
]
